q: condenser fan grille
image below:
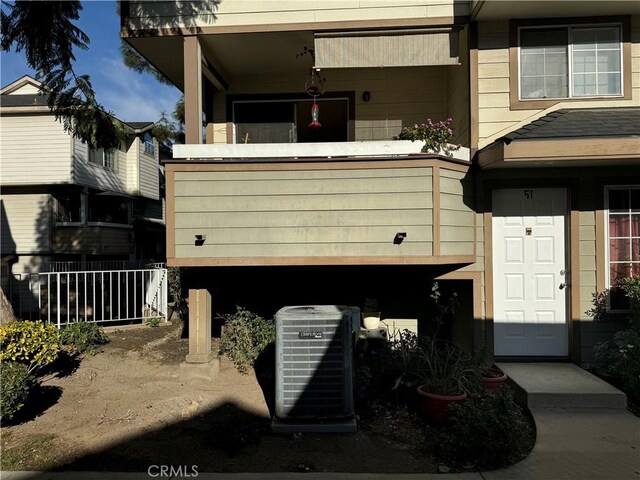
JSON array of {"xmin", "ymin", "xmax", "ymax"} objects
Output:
[{"xmin": 275, "ymin": 306, "xmax": 355, "ymax": 420}]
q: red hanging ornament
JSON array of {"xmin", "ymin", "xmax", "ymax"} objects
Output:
[
  {"xmin": 305, "ymin": 67, "xmax": 325, "ymax": 129},
  {"xmin": 309, "ymin": 96, "xmax": 322, "ymax": 128}
]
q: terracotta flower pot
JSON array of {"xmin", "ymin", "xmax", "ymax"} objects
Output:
[
  {"xmin": 481, "ymin": 367, "xmax": 508, "ymax": 391},
  {"xmin": 416, "ymin": 385, "xmax": 467, "ymax": 424}
]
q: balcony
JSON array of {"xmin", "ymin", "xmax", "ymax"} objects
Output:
[
  {"xmin": 172, "ymin": 141, "xmax": 470, "ymax": 163},
  {"xmin": 165, "ymin": 141, "xmax": 474, "ymax": 268}
]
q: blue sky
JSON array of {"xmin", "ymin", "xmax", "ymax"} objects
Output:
[{"xmin": 0, "ymin": 1, "xmax": 182, "ymax": 123}]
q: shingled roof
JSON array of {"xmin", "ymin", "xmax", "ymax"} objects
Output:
[
  {"xmin": 1, "ymin": 94, "xmax": 155, "ymax": 133},
  {"xmin": 125, "ymin": 121, "xmax": 155, "ymax": 131},
  {"xmin": 1, "ymin": 93, "xmax": 54, "ymax": 107},
  {"xmin": 503, "ymin": 107, "xmax": 640, "ymax": 143}
]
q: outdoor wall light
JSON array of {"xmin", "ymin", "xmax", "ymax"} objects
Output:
[
  {"xmin": 362, "ymin": 91, "xmax": 371, "ymax": 102},
  {"xmin": 195, "ymin": 234, "xmax": 206, "ymax": 246},
  {"xmin": 394, "ymin": 232, "xmax": 407, "ymax": 245}
]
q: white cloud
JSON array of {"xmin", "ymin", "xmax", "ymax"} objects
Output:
[{"xmin": 96, "ymin": 57, "xmax": 181, "ymax": 123}]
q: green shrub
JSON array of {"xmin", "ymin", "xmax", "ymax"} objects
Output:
[
  {"xmin": 1, "ymin": 361, "xmax": 35, "ymax": 421},
  {"xmin": 592, "ymin": 276, "xmax": 640, "ymax": 404},
  {"xmin": 0, "ymin": 321, "xmax": 61, "ymax": 373},
  {"xmin": 167, "ymin": 267, "xmax": 187, "ymax": 317},
  {"xmin": 620, "ymin": 276, "xmax": 640, "ymax": 330},
  {"xmin": 219, "ymin": 307, "xmax": 275, "ymax": 374},
  {"xmin": 594, "ymin": 329, "xmax": 640, "ymax": 403},
  {"xmin": 146, "ymin": 317, "xmax": 162, "ymax": 328},
  {"xmin": 59, "ymin": 322, "xmax": 108, "ymax": 354},
  {"xmin": 436, "ymin": 387, "xmax": 535, "ymax": 469}
]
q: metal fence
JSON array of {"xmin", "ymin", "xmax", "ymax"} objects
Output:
[
  {"xmin": 1, "ymin": 268, "xmax": 168, "ymax": 327},
  {"xmin": 42, "ymin": 260, "xmax": 166, "ymax": 272}
]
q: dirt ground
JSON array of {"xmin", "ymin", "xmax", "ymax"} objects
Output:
[{"xmin": 1, "ymin": 320, "xmax": 437, "ymax": 473}]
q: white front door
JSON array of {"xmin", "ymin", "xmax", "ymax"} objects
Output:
[{"xmin": 492, "ymin": 188, "xmax": 568, "ymax": 356}]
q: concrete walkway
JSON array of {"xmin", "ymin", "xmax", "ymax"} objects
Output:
[
  {"xmin": 3, "ymin": 364, "xmax": 639, "ymax": 480},
  {"xmin": 486, "ymin": 363, "xmax": 640, "ymax": 480}
]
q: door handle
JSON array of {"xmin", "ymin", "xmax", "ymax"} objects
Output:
[{"xmin": 559, "ymin": 283, "xmax": 566, "ymax": 290}]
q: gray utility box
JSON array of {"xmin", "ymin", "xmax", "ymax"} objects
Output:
[{"xmin": 273, "ymin": 305, "xmax": 358, "ymax": 433}]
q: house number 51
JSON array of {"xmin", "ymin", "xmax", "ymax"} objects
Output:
[{"xmin": 524, "ymin": 189, "xmax": 533, "ymax": 199}]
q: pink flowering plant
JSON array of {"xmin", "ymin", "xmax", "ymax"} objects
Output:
[{"xmin": 398, "ymin": 118, "xmax": 460, "ymax": 155}]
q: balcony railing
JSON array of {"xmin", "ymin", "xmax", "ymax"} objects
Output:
[
  {"xmin": 42, "ymin": 260, "xmax": 166, "ymax": 272},
  {"xmin": 172, "ymin": 141, "xmax": 470, "ymax": 162}
]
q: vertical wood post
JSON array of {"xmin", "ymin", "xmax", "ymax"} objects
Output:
[
  {"xmin": 184, "ymin": 35, "xmax": 202, "ymax": 145},
  {"xmin": 186, "ymin": 287, "xmax": 214, "ymax": 363}
]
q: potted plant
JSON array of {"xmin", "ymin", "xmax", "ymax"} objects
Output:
[
  {"xmin": 397, "ymin": 117, "xmax": 461, "ymax": 156},
  {"xmin": 474, "ymin": 345, "xmax": 508, "ymax": 391},
  {"xmin": 480, "ymin": 366, "xmax": 508, "ymax": 391},
  {"xmin": 415, "ymin": 339, "xmax": 481, "ymax": 424},
  {"xmin": 361, "ymin": 297, "xmax": 381, "ymax": 330},
  {"xmin": 413, "ymin": 283, "xmax": 481, "ymax": 424}
]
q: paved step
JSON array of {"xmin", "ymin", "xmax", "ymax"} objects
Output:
[
  {"xmin": 483, "ymin": 406, "xmax": 640, "ymax": 480},
  {"xmin": 497, "ymin": 363, "xmax": 628, "ymax": 409}
]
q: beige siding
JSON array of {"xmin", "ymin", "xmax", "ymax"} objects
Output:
[
  {"xmin": 447, "ymin": 26, "xmax": 470, "ymax": 146},
  {"xmin": 578, "ymin": 210, "xmax": 597, "ymax": 320},
  {"xmin": 4, "ymin": 255, "xmax": 50, "ymax": 275},
  {"xmin": 0, "ymin": 115, "xmax": 72, "ymax": 185},
  {"xmin": 439, "ymin": 169, "xmax": 474, "ymax": 256},
  {"xmin": 6, "ymin": 83, "xmax": 40, "ymax": 95},
  {"xmin": 73, "ymin": 138, "xmax": 128, "ymax": 193},
  {"xmin": 0, "ymin": 193, "xmax": 51, "ymax": 255},
  {"xmin": 173, "ymin": 167, "xmax": 434, "ymax": 259},
  {"xmin": 476, "ymin": 16, "xmax": 640, "ymax": 148},
  {"xmin": 139, "ymin": 138, "xmax": 160, "ymax": 200},
  {"xmin": 580, "ymin": 319, "xmax": 629, "ymax": 364},
  {"xmin": 126, "ymin": 137, "xmax": 139, "ymax": 194},
  {"xmin": 128, "ymin": 1, "xmax": 469, "ymax": 31},
  {"xmin": 214, "ymin": 66, "xmax": 452, "ymax": 143},
  {"xmin": 53, "ymin": 226, "xmax": 131, "ymax": 255}
]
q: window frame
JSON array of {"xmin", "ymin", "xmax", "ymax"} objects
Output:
[
  {"xmin": 518, "ymin": 24, "xmax": 623, "ymax": 101},
  {"xmin": 508, "ymin": 16, "xmax": 631, "ymax": 110},
  {"xmin": 86, "ymin": 193, "xmax": 131, "ymax": 227},
  {"xmin": 54, "ymin": 192, "xmax": 85, "ymax": 226},
  {"xmin": 88, "ymin": 148, "xmax": 117, "ymax": 172},
  {"xmin": 231, "ymin": 97, "xmax": 352, "ymax": 144},
  {"xmin": 226, "ymin": 92, "xmax": 356, "ymax": 144},
  {"xmin": 143, "ymin": 132, "xmax": 155, "ymax": 156},
  {"xmin": 604, "ymin": 185, "xmax": 640, "ymax": 312}
]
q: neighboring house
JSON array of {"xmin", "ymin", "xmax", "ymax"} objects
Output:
[
  {"xmin": 0, "ymin": 75, "xmax": 165, "ymax": 276},
  {"xmin": 121, "ymin": 0, "xmax": 639, "ymax": 367}
]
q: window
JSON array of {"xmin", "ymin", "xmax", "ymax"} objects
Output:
[
  {"xmin": 233, "ymin": 98, "xmax": 349, "ymax": 144},
  {"xmin": 143, "ymin": 132, "xmax": 155, "ymax": 155},
  {"xmin": 87, "ymin": 194, "xmax": 129, "ymax": 225},
  {"xmin": 54, "ymin": 193, "xmax": 83, "ymax": 223},
  {"xmin": 89, "ymin": 149, "xmax": 116, "ymax": 171},
  {"xmin": 606, "ymin": 187, "xmax": 640, "ymax": 310},
  {"xmin": 520, "ymin": 25, "xmax": 622, "ymax": 100}
]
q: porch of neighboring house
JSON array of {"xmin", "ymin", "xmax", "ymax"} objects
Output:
[{"xmin": 1, "ymin": 261, "xmax": 169, "ymax": 328}]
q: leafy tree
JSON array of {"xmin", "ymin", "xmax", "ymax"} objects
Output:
[
  {"xmin": 119, "ymin": 40, "xmax": 172, "ymax": 86},
  {"xmin": 1, "ymin": 1, "xmax": 122, "ymax": 150}
]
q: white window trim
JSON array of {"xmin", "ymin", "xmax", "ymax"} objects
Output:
[
  {"xmin": 518, "ymin": 22, "xmax": 624, "ymax": 101},
  {"xmin": 604, "ymin": 185, "xmax": 640, "ymax": 312},
  {"xmin": 143, "ymin": 133, "xmax": 155, "ymax": 156},
  {"xmin": 144, "ymin": 141, "xmax": 155, "ymax": 156},
  {"xmin": 88, "ymin": 148, "xmax": 118, "ymax": 172}
]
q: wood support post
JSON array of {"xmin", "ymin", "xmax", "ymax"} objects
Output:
[
  {"xmin": 186, "ymin": 287, "xmax": 214, "ymax": 363},
  {"xmin": 183, "ymin": 35, "xmax": 202, "ymax": 145}
]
